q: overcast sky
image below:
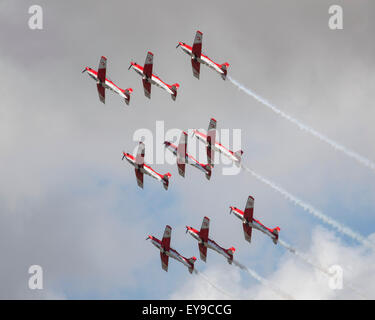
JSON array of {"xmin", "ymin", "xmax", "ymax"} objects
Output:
[{"xmin": 1, "ymin": 0, "xmax": 375, "ymax": 299}]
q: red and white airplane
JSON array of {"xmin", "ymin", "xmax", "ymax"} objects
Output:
[
  {"xmin": 230, "ymin": 196, "xmax": 280, "ymax": 244},
  {"xmin": 186, "ymin": 217, "xmax": 235, "ymax": 264},
  {"xmin": 147, "ymin": 225, "xmax": 197, "ymax": 274},
  {"xmin": 193, "ymin": 118, "xmax": 243, "ymax": 168},
  {"xmin": 164, "ymin": 131, "xmax": 212, "ymax": 180},
  {"xmin": 129, "ymin": 51, "xmax": 179, "ymax": 100},
  {"xmin": 82, "ymin": 56, "xmax": 133, "ymax": 105},
  {"xmin": 176, "ymin": 30, "xmax": 229, "ymax": 80},
  {"xmin": 122, "ymin": 141, "xmax": 171, "ymax": 190}
]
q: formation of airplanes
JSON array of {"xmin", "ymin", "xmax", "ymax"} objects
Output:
[
  {"xmin": 83, "ymin": 31, "xmax": 229, "ymax": 103},
  {"xmin": 148, "ymin": 195, "xmax": 280, "ymax": 273},
  {"xmin": 82, "ymin": 31, "xmax": 281, "ymax": 275},
  {"xmin": 121, "ymin": 117, "xmax": 242, "ymax": 189}
]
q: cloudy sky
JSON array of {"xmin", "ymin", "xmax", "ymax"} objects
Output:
[{"xmin": 1, "ymin": 0, "xmax": 375, "ymax": 299}]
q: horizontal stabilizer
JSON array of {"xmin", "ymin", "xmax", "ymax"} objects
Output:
[
  {"xmin": 123, "ymin": 88, "xmax": 133, "ymax": 105},
  {"xmin": 188, "ymin": 256, "xmax": 197, "ymax": 274},
  {"xmin": 220, "ymin": 62, "xmax": 229, "ymax": 80}
]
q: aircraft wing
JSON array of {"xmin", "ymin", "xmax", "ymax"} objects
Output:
[
  {"xmin": 243, "ymin": 223, "xmax": 252, "ymax": 243},
  {"xmin": 191, "ymin": 58, "xmax": 200, "ymax": 79},
  {"xmin": 243, "ymin": 196, "xmax": 254, "ymax": 222},
  {"xmin": 160, "ymin": 252, "xmax": 169, "ymax": 272},
  {"xmin": 135, "ymin": 142, "xmax": 145, "ymax": 188},
  {"xmin": 143, "ymin": 51, "xmax": 153, "ymax": 79},
  {"xmin": 135, "ymin": 169, "xmax": 144, "ymax": 189},
  {"xmin": 206, "ymin": 118, "xmax": 217, "ymax": 167},
  {"xmin": 192, "ymin": 31, "xmax": 202, "ymax": 58},
  {"xmin": 96, "ymin": 83, "xmax": 105, "ymax": 103},
  {"xmin": 191, "ymin": 31, "xmax": 202, "ymax": 79},
  {"xmin": 136, "ymin": 142, "xmax": 145, "ymax": 168},
  {"xmin": 160, "ymin": 225, "xmax": 171, "ymax": 272},
  {"xmin": 242, "ymin": 196, "xmax": 254, "ymax": 242},
  {"xmin": 200, "ymin": 216, "xmax": 210, "ymax": 244},
  {"xmin": 199, "ymin": 243, "xmax": 207, "ymax": 262},
  {"xmin": 142, "ymin": 79, "xmax": 151, "ymax": 99},
  {"xmin": 177, "ymin": 131, "xmax": 187, "ymax": 177},
  {"xmin": 161, "ymin": 225, "xmax": 172, "ymax": 252},
  {"xmin": 96, "ymin": 56, "xmax": 107, "ymax": 103},
  {"xmin": 97, "ymin": 56, "xmax": 107, "ymax": 83}
]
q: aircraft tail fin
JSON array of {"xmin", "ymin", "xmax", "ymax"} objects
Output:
[
  {"xmin": 272, "ymin": 227, "xmax": 280, "ymax": 244},
  {"xmin": 162, "ymin": 173, "xmax": 172, "ymax": 190},
  {"xmin": 170, "ymin": 83, "xmax": 179, "ymax": 101},
  {"xmin": 233, "ymin": 149, "xmax": 243, "ymax": 166},
  {"xmin": 123, "ymin": 88, "xmax": 133, "ymax": 105},
  {"xmin": 220, "ymin": 62, "xmax": 229, "ymax": 80},
  {"xmin": 226, "ymin": 246, "xmax": 236, "ymax": 264},
  {"xmin": 188, "ymin": 256, "xmax": 197, "ymax": 274}
]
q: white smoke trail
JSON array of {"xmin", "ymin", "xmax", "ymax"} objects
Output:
[
  {"xmin": 278, "ymin": 238, "xmax": 330, "ymax": 275},
  {"xmin": 278, "ymin": 238, "xmax": 368, "ymax": 299},
  {"xmin": 232, "ymin": 259, "xmax": 295, "ymax": 300},
  {"xmin": 193, "ymin": 269, "xmax": 237, "ymax": 299},
  {"xmin": 228, "ymin": 76, "xmax": 375, "ymax": 172},
  {"xmin": 242, "ymin": 164, "xmax": 374, "ymax": 249}
]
